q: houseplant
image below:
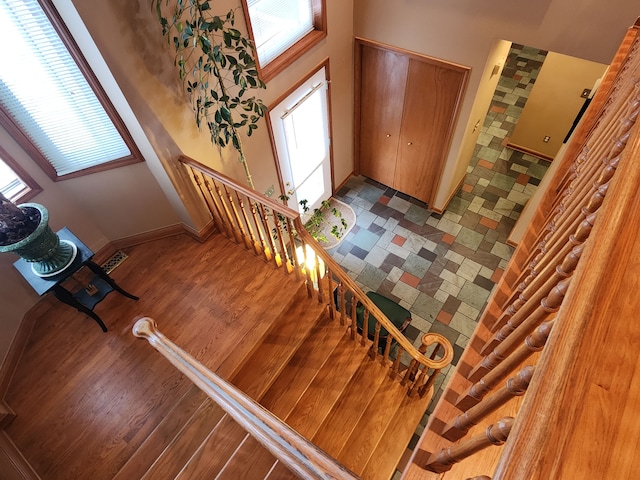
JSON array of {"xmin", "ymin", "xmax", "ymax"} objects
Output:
[
  {"xmin": 0, "ymin": 192, "xmax": 76, "ymax": 276},
  {"xmin": 152, "ymin": 0, "xmax": 267, "ymax": 189}
]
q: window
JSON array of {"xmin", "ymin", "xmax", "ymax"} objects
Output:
[
  {"xmin": 0, "ymin": 147, "xmax": 41, "ymax": 203},
  {"xmin": 241, "ymin": 0, "xmax": 326, "ymax": 82},
  {"xmin": 0, "ymin": 0, "xmax": 142, "ymax": 181},
  {"xmin": 269, "ymin": 65, "xmax": 332, "ymax": 215}
]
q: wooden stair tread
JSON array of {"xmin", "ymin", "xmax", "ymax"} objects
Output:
[
  {"xmin": 311, "ymin": 354, "xmax": 390, "ymax": 458},
  {"xmin": 140, "ymin": 399, "xmax": 225, "ymax": 479},
  {"xmin": 259, "ymin": 319, "xmax": 349, "ymax": 419},
  {"xmin": 361, "ymin": 389, "xmax": 433, "ymax": 480},
  {"xmin": 229, "ymin": 283, "xmax": 329, "ymax": 399},
  {"xmin": 337, "ymin": 373, "xmax": 410, "ymax": 475},
  {"xmin": 175, "ymin": 415, "xmax": 249, "ymax": 479},
  {"xmin": 214, "ymin": 436, "xmax": 278, "ymax": 480},
  {"xmin": 263, "ymin": 460, "xmax": 300, "ymax": 480},
  {"xmin": 284, "ymin": 336, "xmax": 369, "ymax": 439},
  {"xmin": 113, "ymin": 384, "xmax": 206, "ymax": 480}
]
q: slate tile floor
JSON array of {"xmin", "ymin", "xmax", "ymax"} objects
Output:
[{"xmin": 326, "ymin": 43, "xmax": 550, "ymax": 475}]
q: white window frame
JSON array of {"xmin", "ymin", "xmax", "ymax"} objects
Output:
[
  {"xmin": 0, "ymin": 146, "xmax": 41, "ymax": 203},
  {"xmin": 241, "ymin": 0, "xmax": 326, "ymax": 83}
]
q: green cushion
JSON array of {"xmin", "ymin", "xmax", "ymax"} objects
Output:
[{"xmin": 356, "ymin": 291, "xmax": 411, "ymax": 338}]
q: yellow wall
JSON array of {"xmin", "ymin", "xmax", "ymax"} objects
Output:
[
  {"xmin": 353, "ymin": 0, "xmax": 639, "ymax": 210},
  {"xmin": 508, "ymin": 53, "xmax": 607, "ymax": 158}
]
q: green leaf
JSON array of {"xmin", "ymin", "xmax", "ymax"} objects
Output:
[{"xmin": 221, "ymin": 106, "xmax": 232, "ymax": 122}]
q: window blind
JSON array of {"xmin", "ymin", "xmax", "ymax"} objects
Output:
[
  {"xmin": 0, "ymin": 0, "xmax": 130, "ymax": 177},
  {"xmin": 247, "ymin": 0, "xmax": 314, "ymax": 66}
]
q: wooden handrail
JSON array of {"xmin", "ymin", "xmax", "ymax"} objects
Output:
[
  {"xmin": 132, "ymin": 317, "xmax": 359, "ymax": 480},
  {"xmin": 179, "ymin": 155, "xmax": 300, "ymax": 220}
]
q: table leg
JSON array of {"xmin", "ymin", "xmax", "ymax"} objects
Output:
[
  {"xmin": 85, "ymin": 261, "xmax": 139, "ymax": 300},
  {"xmin": 52, "ymin": 285, "xmax": 108, "ymax": 332}
]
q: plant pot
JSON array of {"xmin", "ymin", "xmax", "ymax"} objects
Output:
[{"xmin": 0, "ymin": 203, "xmax": 77, "ymax": 277}]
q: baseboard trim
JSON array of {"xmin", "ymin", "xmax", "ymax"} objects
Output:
[
  {"xmin": 431, "ymin": 174, "xmax": 466, "ymax": 215},
  {"xmin": 0, "ymin": 430, "xmax": 41, "ymax": 479},
  {"xmin": 505, "ymin": 142, "xmax": 554, "ymax": 162}
]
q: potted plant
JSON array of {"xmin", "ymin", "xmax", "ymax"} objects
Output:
[{"xmin": 0, "ymin": 193, "xmax": 76, "ymax": 276}]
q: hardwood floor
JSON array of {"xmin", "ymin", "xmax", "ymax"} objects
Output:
[{"xmin": 4, "ymin": 233, "xmax": 302, "ymax": 479}]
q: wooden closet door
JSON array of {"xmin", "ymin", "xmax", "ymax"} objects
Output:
[
  {"xmin": 394, "ymin": 59, "xmax": 467, "ymax": 204},
  {"xmin": 358, "ymin": 44, "xmax": 409, "ymax": 186}
]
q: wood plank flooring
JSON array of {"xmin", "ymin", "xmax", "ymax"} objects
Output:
[{"xmin": 4, "ymin": 233, "xmax": 301, "ymax": 480}]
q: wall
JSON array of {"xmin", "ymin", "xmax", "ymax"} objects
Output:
[
  {"xmin": 354, "ymin": 0, "xmax": 639, "ymax": 210},
  {"xmin": 69, "ymin": 0, "xmax": 355, "ymax": 202},
  {"xmin": 508, "ymin": 52, "xmax": 608, "ymax": 158}
]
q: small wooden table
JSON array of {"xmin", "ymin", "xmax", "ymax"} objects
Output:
[{"xmin": 13, "ymin": 227, "xmax": 138, "ymax": 332}]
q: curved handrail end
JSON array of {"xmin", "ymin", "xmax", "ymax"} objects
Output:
[{"xmin": 132, "ymin": 316, "xmax": 158, "ymax": 339}]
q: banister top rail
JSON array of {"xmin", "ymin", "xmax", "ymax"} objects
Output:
[
  {"xmin": 133, "ymin": 317, "xmax": 359, "ymax": 480},
  {"xmin": 293, "ymin": 218, "xmax": 454, "ymax": 371},
  {"xmin": 178, "ymin": 154, "xmax": 299, "ymax": 219}
]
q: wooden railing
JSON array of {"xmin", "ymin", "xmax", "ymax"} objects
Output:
[
  {"xmin": 178, "ymin": 155, "xmax": 454, "ymax": 398},
  {"xmin": 132, "ymin": 317, "xmax": 358, "ymax": 480},
  {"xmin": 404, "ymin": 18, "xmax": 640, "ymax": 479}
]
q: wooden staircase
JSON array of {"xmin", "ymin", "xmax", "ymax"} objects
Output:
[{"xmin": 115, "ymin": 277, "xmax": 431, "ymax": 479}]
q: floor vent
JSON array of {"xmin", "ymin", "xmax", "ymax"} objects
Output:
[{"xmin": 101, "ymin": 250, "xmax": 129, "ymax": 274}]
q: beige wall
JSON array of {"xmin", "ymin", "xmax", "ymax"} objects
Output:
[
  {"xmin": 509, "ymin": 53, "xmax": 607, "ymax": 158},
  {"xmin": 354, "ymin": 0, "xmax": 639, "ymax": 210}
]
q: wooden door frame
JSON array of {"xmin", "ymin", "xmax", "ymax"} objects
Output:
[
  {"xmin": 354, "ymin": 38, "xmax": 470, "ymax": 206},
  {"xmin": 266, "ymin": 58, "xmax": 335, "ymax": 201}
]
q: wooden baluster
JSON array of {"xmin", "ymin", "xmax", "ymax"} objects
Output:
[
  {"xmin": 327, "ymin": 271, "xmax": 335, "ymax": 320},
  {"xmin": 248, "ymin": 200, "xmax": 271, "ymax": 261},
  {"xmin": 442, "ymin": 366, "xmax": 534, "ymax": 441},
  {"xmin": 285, "ymin": 218, "xmax": 300, "ymax": 279},
  {"xmin": 188, "ymin": 170, "xmax": 226, "ymax": 237},
  {"xmin": 361, "ymin": 310, "xmax": 369, "ymax": 347},
  {"xmin": 223, "ymin": 185, "xmax": 251, "ymax": 249},
  {"xmin": 339, "ymin": 283, "xmax": 346, "ymax": 326},
  {"xmin": 408, "ymin": 367, "xmax": 426, "ymax": 397},
  {"xmin": 271, "ymin": 213, "xmax": 289, "ymax": 273},
  {"xmin": 214, "ymin": 181, "xmax": 243, "ymax": 244},
  {"xmin": 417, "ymin": 335, "xmax": 451, "ymax": 398},
  {"xmin": 502, "ymin": 176, "xmax": 603, "ymax": 310},
  {"xmin": 370, "ymin": 322, "xmax": 381, "ymax": 360},
  {"xmin": 350, "ymin": 294, "xmax": 357, "ymax": 340},
  {"xmin": 485, "ymin": 241, "xmax": 581, "ymax": 349},
  {"xmin": 382, "ymin": 333, "xmax": 392, "ymax": 363},
  {"xmin": 258, "ymin": 204, "xmax": 280, "ymax": 268},
  {"xmin": 470, "ymin": 278, "xmax": 569, "ymax": 383},
  {"xmin": 235, "ymin": 192, "xmax": 261, "ymax": 255},
  {"xmin": 391, "ymin": 346, "xmax": 404, "ymax": 378},
  {"xmin": 201, "ymin": 175, "xmax": 234, "ymax": 240},
  {"xmin": 494, "ymin": 208, "xmax": 594, "ymax": 333},
  {"xmin": 315, "ymin": 254, "xmax": 324, "ymax": 303},
  {"xmin": 299, "ymin": 241, "xmax": 314, "ymax": 297},
  {"xmin": 457, "ymin": 320, "xmax": 553, "ymax": 410},
  {"xmin": 425, "ymin": 417, "xmax": 514, "ymax": 473}
]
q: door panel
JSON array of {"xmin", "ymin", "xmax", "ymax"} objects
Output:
[
  {"xmin": 270, "ymin": 67, "xmax": 331, "ymax": 214},
  {"xmin": 358, "ymin": 45, "xmax": 409, "ymax": 186},
  {"xmin": 395, "ymin": 60, "xmax": 467, "ymax": 204}
]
